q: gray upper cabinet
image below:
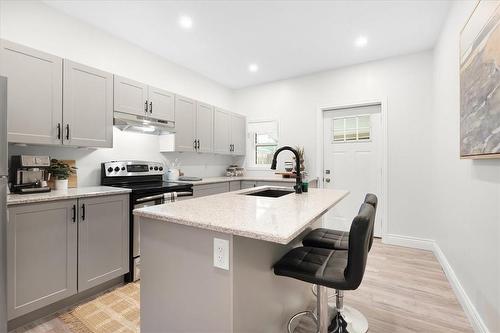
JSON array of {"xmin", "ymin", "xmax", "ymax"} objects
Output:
[
  {"xmin": 148, "ymin": 86, "xmax": 174, "ymax": 122},
  {"xmin": 196, "ymin": 102, "xmax": 214, "ymax": 153},
  {"xmin": 63, "ymin": 60, "xmax": 113, "ymax": 148},
  {"xmin": 113, "ymin": 75, "xmax": 148, "ymax": 117},
  {"xmin": 7, "ymin": 200, "xmax": 78, "ymax": 319},
  {"xmin": 0, "ymin": 40, "xmax": 63, "ymax": 145},
  {"xmin": 231, "ymin": 114, "xmax": 246, "ymax": 156},
  {"xmin": 213, "ymin": 108, "xmax": 231, "ymax": 154},
  {"xmin": 78, "ymin": 194, "xmax": 129, "ymax": 292},
  {"xmin": 174, "ymin": 95, "xmax": 196, "ymax": 152}
]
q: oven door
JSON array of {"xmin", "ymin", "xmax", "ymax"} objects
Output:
[{"xmin": 133, "ymin": 195, "xmax": 164, "ymax": 259}]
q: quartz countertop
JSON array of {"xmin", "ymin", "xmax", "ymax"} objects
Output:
[
  {"xmin": 134, "ymin": 186, "xmax": 348, "ymax": 244},
  {"xmin": 177, "ymin": 175, "xmax": 316, "ymax": 186},
  {"xmin": 7, "ymin": 186, "xmax": 131, "ymax": 206}
]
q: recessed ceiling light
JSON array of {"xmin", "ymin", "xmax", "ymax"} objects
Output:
[
  {"xmin": 179, "ymin": 15, "xmax": 193, "ymax": 29},
  {"xmin": 355, "ymin": 36, "xmax": 368, "ymax": 48},
  {"xmin": 248, "ymin": 64, "xmax": 259, "ymax": 72}
]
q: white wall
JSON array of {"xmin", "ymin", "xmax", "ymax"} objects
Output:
[
  {"xmin": 1, "ymin": 0, "xmax": 236, "ymax": 183},
  {"xmin": 234, "ymin": 51, "xmax": 434, "ymax": 238},
  {"xmin": 431, "ymin": 1, "xmax": 500, "ymax": 331}
]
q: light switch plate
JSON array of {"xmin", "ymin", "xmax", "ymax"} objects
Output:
[{"xmin": 213, "ymin": 238, "xmax": 229, "ymax": 270}]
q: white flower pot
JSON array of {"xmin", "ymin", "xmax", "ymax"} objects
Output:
[{"xmin": 55, "ymin": 179, "xmax": 68, "ymax": 190}]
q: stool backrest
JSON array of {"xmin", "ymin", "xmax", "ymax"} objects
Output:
[
  {"xmin": 344, "ymin": 203, "xmax": 374, "ymax": 289},
  {"xmin": 364, "ymin": 193, "xmax": 378, "ymax": 251}
]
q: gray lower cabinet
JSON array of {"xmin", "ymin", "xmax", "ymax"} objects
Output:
[
  {"xmin": 78, "ymin": 194, "xmax": 129, "ymax": 292},
  {"xmin": 7, "ymin": 194, "xmax": 129, "ymax": 319},
  {"xmin": 229, "ymin": 181, "xmax": 241, "ymax": 192},
  {"xmin": 240, "ymin": 181, "xmax": 258, "ymax": 189},
  {"xmin": 193, "ymin": 183, "xmax": 230, "ymax": 198},
  {"xmin": 7, "ymin": 200, "xmax": 78, "ymax": 319}
]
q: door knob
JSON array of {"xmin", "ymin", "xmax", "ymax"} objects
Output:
[
  {"xmin": 325, "ymin": 178, "xmax": 331, "ymax": 183},
  {"xmin": 325, "ymin": 170, "xmax": 330, "ymax": 174}
]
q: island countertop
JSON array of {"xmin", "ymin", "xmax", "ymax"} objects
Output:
[{"xmin": 133, "ymin": 186, "xmax": 349, "ymax": 244}]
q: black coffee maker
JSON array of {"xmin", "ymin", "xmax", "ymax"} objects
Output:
[{"xmin": 10, "ymin": 155, "xmax": 51, "ymax": 194}]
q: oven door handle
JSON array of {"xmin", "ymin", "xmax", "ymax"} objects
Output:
[
  {"xmin": 135, "ymin": 194, "xmax": 165, "ymax": 203},
  {"xmin": 176, "ymin": 191, "xmax": 193, "ymax": 197}
]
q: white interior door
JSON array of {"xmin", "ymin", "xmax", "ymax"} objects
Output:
[{"xmin": 323, "ymin": 104, "xmax": 382, "ymax": 236}]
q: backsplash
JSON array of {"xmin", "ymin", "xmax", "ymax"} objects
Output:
[{"xmin": 8, "ymin": 128, "xmax": 242, "ymax": 186}]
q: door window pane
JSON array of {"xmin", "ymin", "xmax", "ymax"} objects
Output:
[{"xmin": 332, "ymin": 114, "xmax": 371, "ymax": 142}]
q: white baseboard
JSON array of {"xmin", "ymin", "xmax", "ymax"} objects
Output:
[
  {"xmin": 381, "ymin": 233, "xmax": 489, "ymax": 333},
  {"xmin": 432, "ymin": 243, "xmax": 489, "ymax": 333},
  {"xmin": 382, "ymin": 233, "xmax": 435, "ymax": 251}
]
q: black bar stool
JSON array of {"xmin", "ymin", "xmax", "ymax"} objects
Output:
[
  {"xmin": 302, "ymin": 193, "xmax": 378, "ymax": 251},
  {"xmin": 274, "ymin": 203, "xmax": 374, "ymax": 333}
]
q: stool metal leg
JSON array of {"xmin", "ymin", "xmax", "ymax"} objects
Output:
[{"xmin": 316, "ymin": 285, "xmax": 329, "ymax": 333}]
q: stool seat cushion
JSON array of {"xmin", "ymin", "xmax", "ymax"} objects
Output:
[
  {"xmin": 302, "ymin": 228, "xmax": 349, "ymax": 250},
  {"xmin": 273, "ymin": 246, "xmax": 354, "ymax": 290}
]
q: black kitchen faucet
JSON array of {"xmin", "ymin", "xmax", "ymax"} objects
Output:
[{"xmin": 270, "ymin": 146, "xmax": 303, "ymax": 194}]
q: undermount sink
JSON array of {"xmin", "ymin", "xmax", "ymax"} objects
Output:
[{"xmin": 244, "ymin": 188, "xmax": 295, "ymax": 198}]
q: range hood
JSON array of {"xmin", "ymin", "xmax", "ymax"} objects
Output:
[{"xmin": 113, "ymin": 112, "xmax": 175, "ymax": 135}]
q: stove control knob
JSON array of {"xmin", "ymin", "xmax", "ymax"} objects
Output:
[
  {"xmin": 114, "ymin": 167, "xmax": 120, "ymax": 172},
  {"xmin": 121, "ymin": 167, "xmax": 126, "ymax": 171},
  {"xmin": 154, "ymin": 166, "xmax": 159, "ymax": 171},
  {"xmin": 107, "ymin": 167, "xmax": 113, "ymax": 173},
  {"xmin": 150, "ymin": 166, "xmax": 153, "ymax": 170},
  {"xmin": 159, "ymin": 167, "xmax": 163, "ymax": 171}
]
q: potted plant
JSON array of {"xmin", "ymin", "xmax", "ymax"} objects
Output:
[
  {"xmin": 48, "ymin": 159, "xmax": 77, "ymax": 190},
  {"xmin": 294, "ymin": 146, "xmax": 305, "ymax": 172}
]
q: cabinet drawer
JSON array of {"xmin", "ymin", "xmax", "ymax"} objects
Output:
[{"xmin": 193, "ymin": 183, "xmax": 229, "ymax": 198}]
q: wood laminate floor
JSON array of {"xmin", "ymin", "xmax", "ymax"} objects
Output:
[{"xmin": 11, "ymin": 240, "xmax": 472, "ymax": 333}]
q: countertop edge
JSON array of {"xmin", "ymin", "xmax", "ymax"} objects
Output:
[
  {"xmin": 178, "ymin": 176, "xmax": 318, "ymax": 186},
  {"xmin": 7, "ymin": 187, "xmax": 132, "ymax": 206}
]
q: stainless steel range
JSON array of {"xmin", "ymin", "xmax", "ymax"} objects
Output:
[{"xmin": 101, "ymin": 160, "xmax": 193, "ymax": 282}]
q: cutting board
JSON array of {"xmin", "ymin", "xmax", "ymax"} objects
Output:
[{"xmin": 48, "ymin": 160, "xmax": 78, "ymax": 189}]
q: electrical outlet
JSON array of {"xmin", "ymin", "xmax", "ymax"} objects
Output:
[{"xmin": 213, "ymin": 238, "xmax": 229, "ymax": 270}]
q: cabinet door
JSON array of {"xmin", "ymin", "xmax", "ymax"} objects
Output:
[
  {"xmin": 213, "ymin": 108, "xmax": 231, "ymax": 154},
  {"xmin": 7, "ymin": 200, "xmax": 77, "ymax": 319},
  {"xmin": 240, "ymin": 181, "xmax": 257, "ymax": 189},
  {"xmin": 231, "ymin": 114, "xmax": 246, "ymax": 155},
  {"xmin": 174, "ymin": 95, "xmax": 196, "ymax": 152},
  {"xmin": 196, "ymin": 102, "xmax": 214, "ymax": 153},
  {"xmin": 78, "ymin": 195, "xmax": 129, "ymax": 292},
  {"xmin": 229, "ymin": 181, "xmax": 241, "ymax": 192},
  {"xmin": 114, "ymin": 75, "xmax": 148, "ymax": 116},
  {"xmin": 148, "ymin": 86, "xmax": 174, "ymax": 122},
  {"xmin": 63, "ymin": 60, "xmax": 113, "ymax": 148},
  {"xmin": 0, "ymin": 40, "xmax": 63, "ymax": 145}
]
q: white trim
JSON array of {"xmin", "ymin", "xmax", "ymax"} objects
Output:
[
  {"xmin": 316, "ymin": 98, "xmax": 388, "ymax": 237},
  {"xmin": 381, "ymin": 233, "xmax": 489, "ymax": 333},
  {"xmin": 432, "ymin": 243, "xmax": 489, "ymax": 333},
  {"xmin": 382, "ymin": 233, "xmax": 435, "ymax": 251}
]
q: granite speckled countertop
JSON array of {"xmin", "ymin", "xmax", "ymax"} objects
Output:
[
  {"xmin": 176, "ymin": 175, "xmax": 317, "ymax": 186},
  {"xmin": 134, "ymin": 186, "xmax": 348, "ymax": 244},
  {"xmin": 7, "ymin": 186, "xmax": 131, "ymax": 206}
]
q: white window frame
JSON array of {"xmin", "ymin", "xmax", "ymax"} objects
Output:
[
  {"xmin": 246, "ymin": 119, "xmax": 280, "ymax": 170},
  {"xmin": 332, "ymin": 114, "xmax": 372, "ymax": 143}
]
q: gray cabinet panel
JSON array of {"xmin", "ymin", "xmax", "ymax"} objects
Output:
[
  {"xmin": 213, "ymin": 109, "xmax": 231, "ymax": 154},
  {"xmin": 113, "ymin": 75, "xmax": 148, "ymax": 117},
  {"xmin": 230, "ymin": 114, "xmax": 246, "ymax": 156},
  {"xmin": 240, "ymin": 181, "xmax": 257, "ymax": 189},
  {"xmin": 63, "ymin": 60, "xmax": 113, "ymax": 148},
  {"xmin": 229, "ymin": 181, "xmax": 241, "ymax": 192},
  {"xmin": 7, "ymin": 200, "xmax": 77, "ymax": 319},
  {"xmin": 78, "ymin": 195, "xmax": 129, "ymax": 292},
  {"xmin": 148, "ymin": 86, "xmax": 174, "ymax": 122},
  {"xmin": 174, "ymin": 95, "xmax": 196, "ymax": 152},
  {"xmin": 193, "ymin": 183, "xmax": 229, "ymax": 198},
  {"xmin": 0, "ymin": 40, "xmax": 62, "ymax": 145},
  {"xmin": 196, "ymin": 102, "xmax": 214, "ymax": 153}
]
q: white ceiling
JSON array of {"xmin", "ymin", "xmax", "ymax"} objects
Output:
[{"xmin": 43, "ymin": 0, "xmax": 452, "ymax": 89}]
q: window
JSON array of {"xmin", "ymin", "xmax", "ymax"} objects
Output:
[
  {"xmin": 247, "ymin": 120, "xmax": 279, "ymax": 168},
  {"xmin": 332, "ymin": 115, "xmax": 371, "ymax": 143}
]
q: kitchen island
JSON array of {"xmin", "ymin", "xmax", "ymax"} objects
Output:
[{"xmin": 134, "ymin": 186, "xmax": 348, "ymax": 333}]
